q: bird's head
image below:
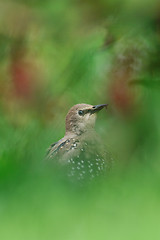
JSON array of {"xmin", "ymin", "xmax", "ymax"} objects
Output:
[{"xmin": 65, "ymin": 103, "xmax": 108, "ymax": 135}]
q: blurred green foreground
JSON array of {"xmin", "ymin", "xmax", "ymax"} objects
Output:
[{"xmin": 0, "ymin": 0, "xmax": 160, "ymax": 239}]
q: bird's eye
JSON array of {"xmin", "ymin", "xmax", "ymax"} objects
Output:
[{"xmin": 78, "ymin": 110, "xmax": 84, "ymax": 116}]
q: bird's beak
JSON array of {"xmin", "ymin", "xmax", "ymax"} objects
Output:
[{"xmin": 91, "ymin": 104, "xmax": 108, "ymax": 114}]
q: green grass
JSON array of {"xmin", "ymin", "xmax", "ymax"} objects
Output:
[
  {"xmin": 0, "ymin": 0, "xmax": 160, "ymax": 239},
  {"xmin": 0, "ymin": 116, "xmax": 160, "ymax": 240}
]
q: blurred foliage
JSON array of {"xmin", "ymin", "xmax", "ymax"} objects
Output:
[{"xmin": 0, "ymin": 0, "xmax": 160, "ymax": 239}]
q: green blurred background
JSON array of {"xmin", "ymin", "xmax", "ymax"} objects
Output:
[{"xmin": 1, "ymin": 0, "xmax": 160, "ymax": 239}]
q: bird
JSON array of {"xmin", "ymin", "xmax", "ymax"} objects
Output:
[{"xmin": 46, "ymin": 103, "xmax": 113, "ymax": 181}]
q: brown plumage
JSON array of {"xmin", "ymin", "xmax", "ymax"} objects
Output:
[{"xmin": 46, "ymin": 103, "xmax": 112, "ymax": 180}]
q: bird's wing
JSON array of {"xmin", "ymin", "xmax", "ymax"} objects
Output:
[
  {"xmin": 46, "ymin": 140, "xmax": 64, "ymax": 159},
  {"xmin": 46, "ymin": 138, "xmax": 81, "ymax": 162}
]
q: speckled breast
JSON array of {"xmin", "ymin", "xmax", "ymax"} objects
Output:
[{"xmin": 66, "ymin": 142, "xmax": 109, "ymax": 181}]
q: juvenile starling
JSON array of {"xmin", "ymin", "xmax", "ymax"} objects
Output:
[{"xmin": 47, "ymin": 103, "xmax": 112, "ymax": 180}]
